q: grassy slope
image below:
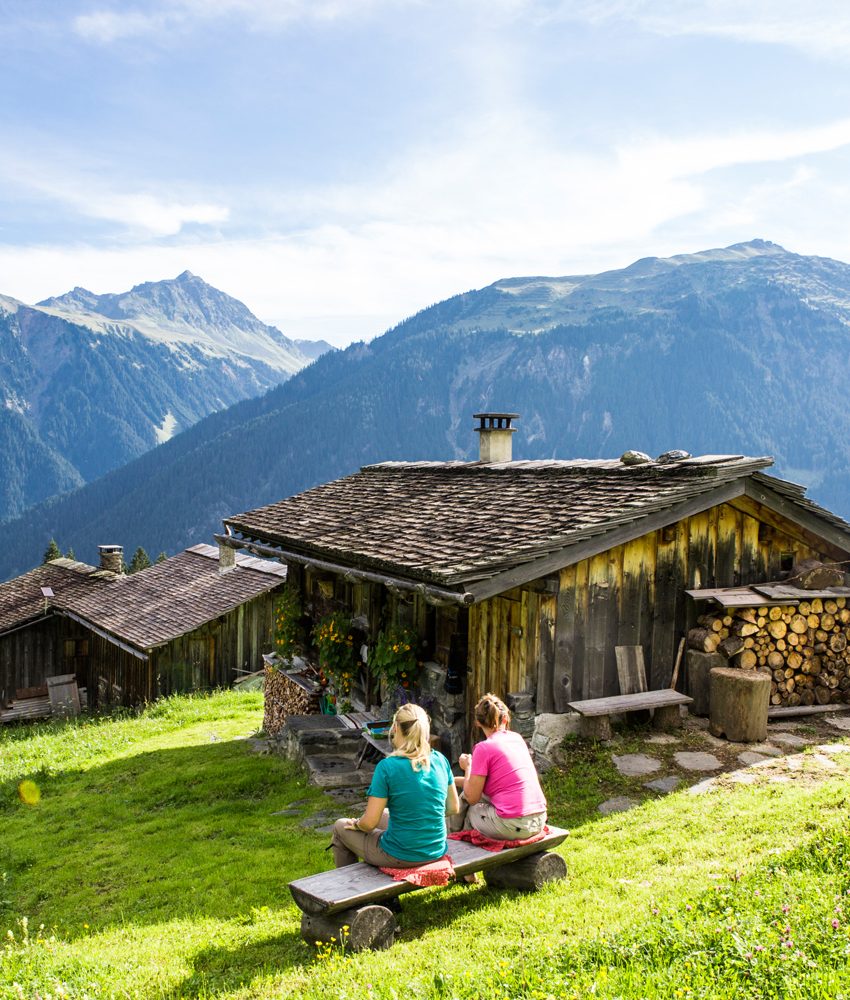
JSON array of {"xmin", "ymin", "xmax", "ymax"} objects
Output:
[{"xmin": 0, "ymin": 692, "xmax": 849, "ymax": 999}]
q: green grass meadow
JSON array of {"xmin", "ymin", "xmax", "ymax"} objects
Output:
[{"xmin": 1, "ymin": 690, "xmax": 850, "ymax": 999}]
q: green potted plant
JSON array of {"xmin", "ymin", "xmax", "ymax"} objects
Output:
[
  {"xmin": 370, "ymin": 624, "xmax": 420, "ymax": 702},
  {"xmin": 312, "ymin": 611, "xmax": 356, "ymax": 711}
]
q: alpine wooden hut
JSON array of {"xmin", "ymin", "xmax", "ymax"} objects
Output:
[
  {"xmin": 0, "ymin": 543, "xmax": 285, "ymax": 711},
  {"xmin": 219, "ymin": 413, "xmax": 850, "ymax": 749}
]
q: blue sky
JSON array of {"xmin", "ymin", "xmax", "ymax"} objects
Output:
[{"xmin": 3, "ymin": 1, "xmax": 850, "ymax": 347}]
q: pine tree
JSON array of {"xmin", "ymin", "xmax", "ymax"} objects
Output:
[
  {"xmin": 128, "ymin": 547, "xmax": 152, "ymax": 574},
  {"xmin": 66, "ymin": 547, "xmax": 76, "ymax": 561},
  {"xmin": 43, "ymin": 538, "xmax": 61, "ymax": 563},
  {"xmin": 155, "ymin": 551, "xmax": 167, "ymax": 563}
]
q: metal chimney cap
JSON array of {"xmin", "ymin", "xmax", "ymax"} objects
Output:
[{"xmin": 473, "ymin": 412, "xmax": 520, "ymax": 432}]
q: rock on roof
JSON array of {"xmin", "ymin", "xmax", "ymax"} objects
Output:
[
  {"xmin": 0, "ymin": 545, "xmax": 286, "ymax": 651},
  {"xmin": 223, "ymin": 455, "xmax": 780, "ymax": 587}
]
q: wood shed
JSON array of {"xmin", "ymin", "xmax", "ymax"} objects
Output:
[
  {"xmin": 0, "ymin": 543, "xmax": 285, "ymax": 710},
  {"xmin": 219, "ymin": 414, "xmax": 850, "ymax": 746}
]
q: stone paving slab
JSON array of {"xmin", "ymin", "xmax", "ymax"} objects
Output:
[
  {"xmin": 612, "ymin": 753, "xmax": 662, "ymax": 777},
  {"xmin": 826, "ymin": 715, "xmax": 850, "ymax": 732},
  {"xmin": 645, "ymin": 733, "xmax": 680, "ymax": 745},
  {"xmin": 299, "ymin": 811, "xmax": 338, "ymax": 829},
  {"xmin": 687, "ymin": 778, "xmax": 716, "ymax": 794},
  {"xmin": 767, "ymin": 733, "xmax": 810, "ymax": 748},
  {"xmin": 643, "ymin": 775, "xmax": 681, "ymax": 793},
  {"xmin": 745, "ymin": 743, "xmax": 784, "ymax": 756},
  {"xmin": 674, "ymin": 751, "xmax": 722, "ymax": 772},
  {"xmin": 598, "ymin": 796, "xmax": 638, "ymax": 815},
  {"xmin": 738, "ymin": 751, "xmax": 770, "ymax": 766}
]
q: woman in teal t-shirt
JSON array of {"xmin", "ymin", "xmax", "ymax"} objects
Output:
[{"xmin": 332, "ymin": 703, "xmax": 459, "ymax": 867}]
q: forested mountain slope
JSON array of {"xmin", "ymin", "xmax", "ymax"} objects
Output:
[{"xmin": 2, "ymin": 239, "xmax": 849, "ymax": 580}]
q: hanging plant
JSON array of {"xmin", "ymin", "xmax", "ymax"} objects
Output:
[
  {"xmin": 273, "ymin": 585, "xmax": 302, "ymax": 664},
  {"xmin": 312, "ymin": 611, "xmax": 356, "ymax": 701},
  {"xmin": 370, "ymin": 625, "xmax": 420, "ymax": 692}
]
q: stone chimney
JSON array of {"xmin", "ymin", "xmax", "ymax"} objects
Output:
[
  {"xmin": 474, "ymin": 412, "xmax": 519, "ymax": 463},
  {"xmin": 218, "ymin": 540, "xmax": 237, "ymax": 573},
  {"xmin": 98, "ymin": 544, "xmax": 124, "ymax": 574}
]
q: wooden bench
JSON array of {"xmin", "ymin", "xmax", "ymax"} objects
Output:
[
  {"xmin": 568, "ymin": 689, "xmax": 693, "ymax": 740},
  {"xmin": 289, "ymin": 825, "xmax": 569, "ymax": 951}
]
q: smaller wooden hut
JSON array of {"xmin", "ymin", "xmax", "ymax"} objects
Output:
[{"xmin": 0, "ymin": 543, "xmax": 285, "ymax": 709}]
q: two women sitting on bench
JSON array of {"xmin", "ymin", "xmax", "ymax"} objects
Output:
[
  {"xmin": 450, "ymin": 693, "xmax": 547, "ymax": 840},
  {"xmin": 331, "ymin": 703, "xmax": 459, "ymax": 868}
]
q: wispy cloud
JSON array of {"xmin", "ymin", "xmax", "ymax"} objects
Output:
[
  {"xmin": 72, "ymin": 0, "xmax": 414, "ymax": 43},
  {"xmin": 0, "ymin": 150, "xmax": 228, "ymax": 235},
  {"xmin": 548, "ymin": 0, "xmax": 850, "ymax": 59}
]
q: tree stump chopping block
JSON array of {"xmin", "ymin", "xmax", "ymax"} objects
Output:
[
  {"xmin": 300, "ymin": 904, "xmax": 396, "ymax": 951},
  {"xmin": 709, "ymin": 667, "xmax": 770, "ymax": 742},
  {"xmin": 483, "ymin": 851, "xmax": 567, "ymax": 890},
  {"xmin": 685, "ymin": 650, "xmax": 723, "ymax": 717}
]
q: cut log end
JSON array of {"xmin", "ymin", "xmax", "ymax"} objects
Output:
[
  {"xmin": 483, "ymin": 851, "xmax": 567, "ymax": 890},
  {"xmin": 301, "ymin": 904, "xmax": 397, "ymax": 952}
]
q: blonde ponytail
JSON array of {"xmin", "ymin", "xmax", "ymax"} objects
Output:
[{"xmin": 390, "ymin": 703, "xmax": 432, "ymax": 771}]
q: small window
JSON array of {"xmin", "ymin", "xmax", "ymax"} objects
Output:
[{"xmin": 780, "ymin": 551, "xmax": 794, "ymax": 572}]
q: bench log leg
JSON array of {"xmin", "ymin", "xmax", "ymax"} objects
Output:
[
  {"xmin": 579, "ymin": 715, "xmax": 612, "ymax": 741},
  {"xmin": 651, "ymin": 704, "xmax": 682, "ymax": 731},
  {"xmin": 300, "ymin": 904, "xmax": 396, "ymax": 952},
  {"xmin": 483, "ymin": 851, "xmax": 567, "ymax": 890}
]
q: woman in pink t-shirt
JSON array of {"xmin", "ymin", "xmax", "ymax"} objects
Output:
[{"xmin": 452, "ymin": 693, "xmax": 547, "ymax": 840}]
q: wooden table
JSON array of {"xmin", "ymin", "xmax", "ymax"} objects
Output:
[{"xmin": 355, "ymin": 730, "xmax": 393, "ymax": 768}]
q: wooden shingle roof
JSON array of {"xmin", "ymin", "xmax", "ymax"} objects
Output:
[
  {"xmin": 224, "ymin": 454, "xmax": 819, "ymax": 598},
  {"xmin": 0, "ymin": 560, "xmax": 111, "ymax": 634},
  {"xmin": 61, "ymin": 546, "xmax": 285, "ymax": 651},
  {"xmin": 0, "ymin": 545, "xmax": 285, "ymax": 652}
]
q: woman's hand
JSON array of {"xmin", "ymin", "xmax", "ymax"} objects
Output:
[
  {"xmin": 350, "ymin": 795, "xmax": 387, "ymax": 833},
  {"xmin": 459, "ymin": 753, "xmax": 472, "ymax": 773}
]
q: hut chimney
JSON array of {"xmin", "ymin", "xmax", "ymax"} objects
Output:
[
  {"xmin": 218, "ymin": 540, "xmax": 237, "ymax": 573},
  {"xmin": 98, "ymin": 544, "xmax": 124, "ymax": 574},
  {"xmin": 474, "ymin": 412, "xmax": 519, "ymax": 463}
]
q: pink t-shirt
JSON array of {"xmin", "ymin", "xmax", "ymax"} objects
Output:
[{"xmin": 470, "ymin": 730, "xmax": 547, "ymax": 818}]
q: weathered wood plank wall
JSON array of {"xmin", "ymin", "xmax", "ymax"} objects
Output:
[
  {"xmin": 0, "ymin": 618, "xmax": 62, "ymax": 704},
  {"xmin": 468, "ymin": 587, "xmax": 555, "ymax": 720},
  {"xmin": 2, "ymin": 590, "xmax": 279, "ymax": 710},
  {"xmin": 539, "ymin": 499, "xmax": 841, "ymax": 704}
]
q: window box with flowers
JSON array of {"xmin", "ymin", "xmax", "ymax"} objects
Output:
[
  {"xmin": 370, "ymin": 624, "xmax": 421, "ymax": 704},
  {"xmin": 312, "ymin": 611, "xmax": 356, "ymax": 713}
]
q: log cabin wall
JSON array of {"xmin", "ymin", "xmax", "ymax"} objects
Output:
[
  {"xmin": 0, "ymin": 617, "xmax": 63, "ymax": 704},
  {"xmin": 542, "ymin": 498, "xmax": 845, "ymax": 707},
  {"xmin": 467, "ymin": 587, "xmax": 556, "ymax": 721},
  {"xmin": 152, "ymin": 590, "xmax": 277, "ymax": 701},
  {"xmin": 81, "ymin": 634, "xmax": 151, "ymax": 706}
]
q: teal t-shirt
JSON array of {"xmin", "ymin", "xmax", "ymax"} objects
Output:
[{"xmin": 368, "ymin": 750, "xmax": 452, "ymax": 862}]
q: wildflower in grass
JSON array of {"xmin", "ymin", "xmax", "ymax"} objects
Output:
[{"xmin": 833, "ymin": 918, "xmax": 841, "ymax": 929}]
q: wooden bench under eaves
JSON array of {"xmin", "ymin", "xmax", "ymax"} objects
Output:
[
  {"xmin": 289, "ymin": 825, "xmax": 569, "ymax": 951},
  {"xmin": 568, "ymin": 644, "xmax": 691, "ymax": 739},
  {"xmin": 568, "ymin": 689, "xmax": 692, "ymax": 740}
]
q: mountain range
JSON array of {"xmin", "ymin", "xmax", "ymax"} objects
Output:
[
  {"xmin": 1, "ymin": 238, "xmax": 849, "ymax": 581},
  {"xmin": 0, "ymin": 271, "xmax": 331, "ymax": 522}
]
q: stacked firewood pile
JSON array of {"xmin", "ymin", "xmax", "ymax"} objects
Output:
[
  {"xmin": 263, "ymin": 664, "xmax": 320, "ymax": 737},
  {"xmin": 688, "ymin": 597, "xmax": 850, "ymax": 707}
]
